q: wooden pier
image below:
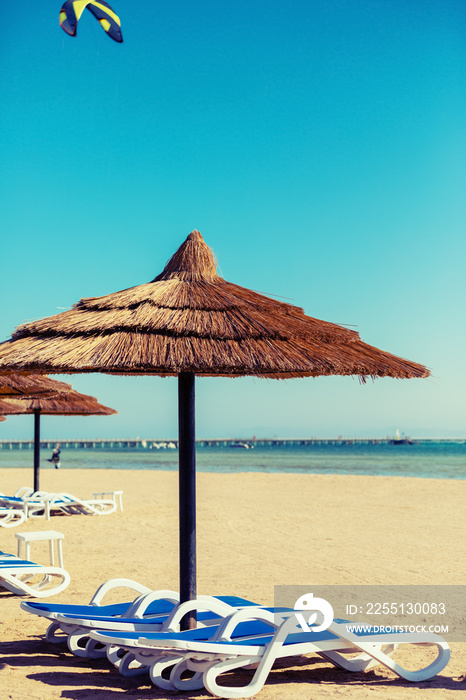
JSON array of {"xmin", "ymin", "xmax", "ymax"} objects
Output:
[
  {"xmin": 0, "ymin": 436, "xmax": 423, "ymax": 450},
  {"xmin": 1, "ymin": 437, "xmax": 461, "ymax": 451}
]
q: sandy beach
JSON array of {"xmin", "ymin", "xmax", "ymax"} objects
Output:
[{"xmin": 0, "ymin": 468, "xmax": 464, "ymax": 699}]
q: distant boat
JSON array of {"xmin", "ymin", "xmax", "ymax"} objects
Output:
[
  {"xmin": 230, "ymin": 442, "xmax": 254, "ymax": 449},
  {"xmin": 389, "ymin": 429, "xmax": 413, "ymax": 445}
]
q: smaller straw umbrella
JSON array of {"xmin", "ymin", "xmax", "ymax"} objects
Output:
[
  {"xmin": 0, "ymin": 391, "xmax": 117, "ymax": 491},
  {"xmin": 0, "ymin": 416, "xmax": 6, "ymax": 422},
  {"xmin": 0, "ymin": 375, "xmax": 72, "ymax": 490},
  {"xmin": 0, "ymin": 373, "xmax": 71, "ymax": 399}
]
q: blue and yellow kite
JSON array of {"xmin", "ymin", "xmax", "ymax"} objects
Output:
[{"xmin": 59, "ymin": 1, "xmax": 123, "ymax": 43}]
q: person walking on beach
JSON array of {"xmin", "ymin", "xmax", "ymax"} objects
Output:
[{"xmin": 47, "ymin": 444, "xmax": 61, "ymax": 469}]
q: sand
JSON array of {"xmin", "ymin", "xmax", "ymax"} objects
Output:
[{"xmin": 0, "ymin": 468, "xmax": 464, "ymax": 699}]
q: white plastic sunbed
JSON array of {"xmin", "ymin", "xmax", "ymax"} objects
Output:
[
  {"xmin": 0, "ymin": 506, "xmax": 26, "ymax": 528},
  {"xmin": 0, "ymin": 490, "xmax": 61, "ymax": 518},
  {"xmin": 86, "ymin": 601, "xmax": 396, "ymax": 686},
  {"xmin": 126, "ymin": 608, "xmax": 449, "ymax": 697},
  {"xmin": 0, "ymin": 487, "xmax": 35, "ymax": 502},
  {"xmin": 27, "ymin": 492, "xmax": 117, "ymax": 519},
  {"xmin": 0, "ymin": 555, "xmax": 70, "ymax": 597},
  {"xmin": 0, "ymin": 493, "xmax": 29, "ymax": 514},
  {"xmin": 0, "ymin": 489, "xmax": 117, "ymax": 520}
]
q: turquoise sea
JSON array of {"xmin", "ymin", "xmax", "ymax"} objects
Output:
[{"xmin": 1, "ymin": 441, "xmax": 465, "ymax": 480}]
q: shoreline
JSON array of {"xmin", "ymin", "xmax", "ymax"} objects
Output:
[{"xmin": 1, "ymin": 465, "xmax": 466, "ymax": 481}]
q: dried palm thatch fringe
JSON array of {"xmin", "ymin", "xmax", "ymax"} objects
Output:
[
  {"xmin": 0, "ymin": 391, "xmax": 117, "ymax": 416},
  {"xmin": 0, "ymin": 372, "xmax": 72, "ymax": 399},
  {"xmin": 0, "ymin": 415, "xmax": 6, "ymax": 422},
  {"xmin": 0, "ymin": 230, "xmax": 429, "ymax": 380}
]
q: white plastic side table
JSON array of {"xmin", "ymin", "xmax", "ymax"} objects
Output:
[
  {"xmin": 93, "ymin": 490, "xmax": 123, "ymax": 511},
  {"xmin": 15, "ymin": 530, "xmax": 64, "ymax": 567}
]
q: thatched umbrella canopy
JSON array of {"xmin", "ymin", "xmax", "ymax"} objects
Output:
[
  {"xmin": 0, "ymin": 373, "xmax": 71, "ymax": 399},
  {"xmin": 0, "ymin": 230, "xmax": 428, "ymax": 379},
  {"xmin": 0, "ymin": 230, "xmax": 428, "ymax": 620},
  {"xmin": 0, "ymin": 391, "xmax": 116, "ymax": 492},
  {"xmin": 0, "ymin": 392, "xmax": 117, "ymax": 416},
  {"xmin": 0, "ymin": 415, "xmax": 6, "ymax": 423}
]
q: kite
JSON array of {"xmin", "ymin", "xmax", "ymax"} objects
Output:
[{"xmin": 59, "ymin": 1, "xmax": 123, "ymax": 43}]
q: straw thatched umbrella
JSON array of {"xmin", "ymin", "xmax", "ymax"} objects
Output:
[
  {"xmin": 0, "ymin": 230, "xmax": 428, "ymax": 622},
  {"xmin": 0, "ymin": 391, "xmax": 117, "ymax": 492},
  {"xmin": 0, "ymin": 373, "xmax": 71, "ymax": 399},
  {"xmin": 0, "ymin": 416, "xmax": 6, "ymax": 423}
]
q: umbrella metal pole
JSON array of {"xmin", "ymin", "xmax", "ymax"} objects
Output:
[
  {"xmin": 178, "ymin": 371, "xmax": 197, "ymax": 629},
  {"xmin": 33, "ymin": 409, "xmax": 41, "ymax": 493}
]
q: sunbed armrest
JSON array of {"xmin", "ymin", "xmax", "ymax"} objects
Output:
[
  {"xmin": 125, "ymin": 589, "xmax": 180, "ymax": 617},
  {"xmin": 214, "ymin": 607, "xmax": 281, "ymax": 641},
  {"xmin": 163, "ymin": 597, "xmax": 239, "ymax": 632},
  {"xmin": 14, "ymin": 487, "xmax": 34, "ymax": 498},
  {"xmin": 89, "ymin": 578, "xmax": 153, "ymax": 606}
]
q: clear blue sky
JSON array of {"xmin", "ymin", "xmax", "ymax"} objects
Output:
[{"xmin": 1, "ymin": 1, "xmax": 465, "ymax": 440}]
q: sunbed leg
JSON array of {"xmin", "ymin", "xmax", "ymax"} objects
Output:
[
  {"xmin": 45, "ymin": 622, "xmax": 67, "ymax": 644},
  {"xmin": 320, "ymin": 643, "xmax": 398, "ymax": 673},
  {"xmin": 118, "ymin": 652, "xmax": 149, "ymax": 677},
  {"xmin": 170, "ymin": 659, "xmax": 204, "ymax": 691},
  {"xmin": 67, "ymin": 631, "xmax": 92, "ymax": 657},
  {"xmin": 106, "ymin": 644, "xmax": 128, "ymax": 667},
  {"xmin": 86, "ymin": 638, "xmax": 108, "ymax": 659},
  {"xmin": 150, "ymin": 655, "xmax": 185, "ymax": 690},
  {"xmin": 204, "ymin": 655, "xmax": 267, "ymax": 699}
]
